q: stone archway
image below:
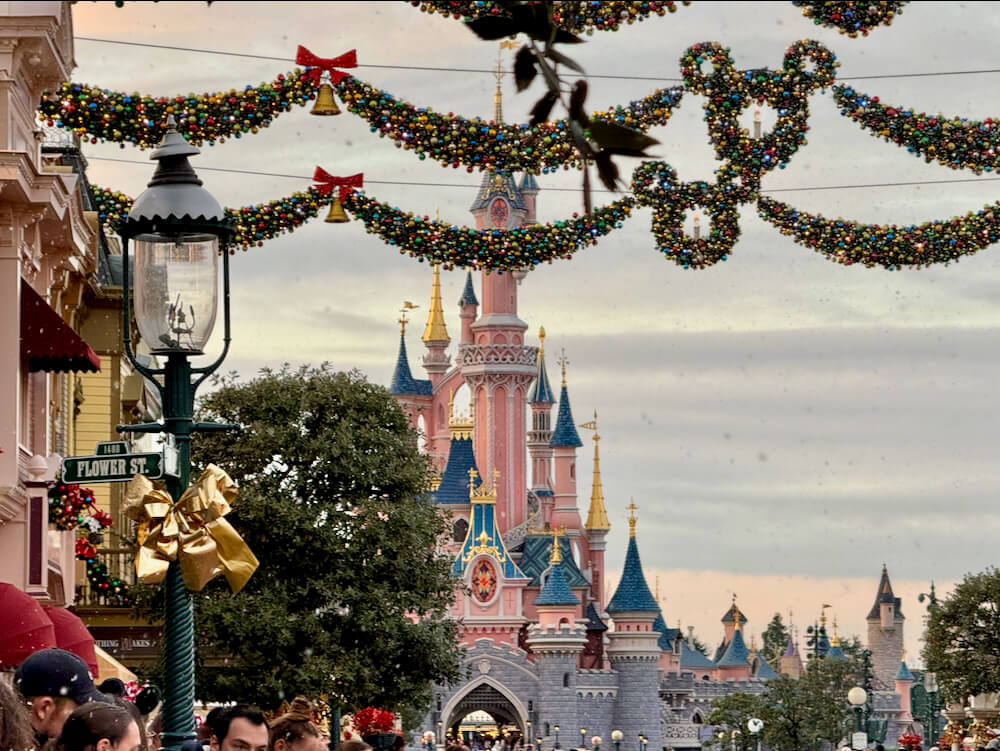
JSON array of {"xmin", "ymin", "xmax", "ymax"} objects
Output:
[{"xmin": 443, "ymin": 678, "xmax": 528, "ymax": 741}]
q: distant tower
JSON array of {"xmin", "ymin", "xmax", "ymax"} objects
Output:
[
  {"xmin": 580, "ymin": 411, "xmax": 610, "ymax": 609},
  {"xmin": 715, "ymin": 611, "xmax": 752, "ymax": 681},
  {"xmin": 528, "ymin": 530, "xmax": 586, "ymax": 748},
  {"xmin": 895, "ymin": 649, "xmax": 915, "ymax": 721},
  {"xmin": 528, "ymin": 327, "xmax": 556, "ymax": 505},
  {"xmin": 779, "ymin": 633, "xmax": 804, "ymax": 679},
  {"xmin": 458, "ymin": 271, "xmax": 478, "ymax": 345},
  {"xmin": 549, "ymin": 352, "xmax": 584, "ymax": 534},
  {"xmin": 422, "ymin": 263, "xmax": 451, "ymax": 386},
  {"xmin": 606, "ymin": 504, "xmax": 663, "ymax": 751},
  {"xmin": 389, "ymin": 304, "xmax": 432, "ymax": 429},
  {"xmin": 867, "ymin": 565, "xmax": 905, "ymax": 688}
]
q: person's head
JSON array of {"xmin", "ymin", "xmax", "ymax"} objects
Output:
[
  {"xmin": 209, "ymin": 705, "xmax": 269, "ymax": 751},
  {"xmin": 55, "ymin": 702, "xmax": 141, "ymax": 751},
  {"xmin": 0, "ymin": 676, "xmax": 34, "ymax": 751},
  {"xmin": 15, "ymin": 648, "xmax": 108, "ymax": 740},
  {"xmin": 113, "ymin": 697, "xmax": 148, "ymax": 751},
  {"xmin": 268, "ymin": 698, "xmax": 320, "ymax": 751},
  {"xmin": 339, "ymin": 740, "xmax": 372, "ymax": 751}
]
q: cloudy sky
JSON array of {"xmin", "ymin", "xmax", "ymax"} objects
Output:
[{"xmin": 70, "ymin": 1, "xmax": 1000, "ymax": 663}]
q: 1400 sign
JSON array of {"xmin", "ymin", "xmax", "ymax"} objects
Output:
[{"xmin": 62, "ymin": 441, "xmax": 165, "ymax": 483}]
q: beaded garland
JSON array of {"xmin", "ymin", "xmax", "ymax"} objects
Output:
[
  {"xmin": 834, "ymin": 85, "xmax": 1000, "ymax": 175},
  {"xmin": 792, "ymin": 1, "xmax": 908, "ymax": 36},
  {"xmin": 410, "ymin": 1, "xmax": 689, "ymax": 33},
  {"xmin": 757, "ymin": 196, "xmax": 1000, "ymax": 269}
]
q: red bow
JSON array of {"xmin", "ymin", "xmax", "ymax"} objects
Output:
[
  {"xmin": 296, "ymin": 46, "xmax": 358, "ymax": 85},
  {"xmin": 313, "ymin": 167, "xmax": 364, "ymax": 201}
]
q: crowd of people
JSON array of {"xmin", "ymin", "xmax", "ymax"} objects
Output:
[{"xmin": 0, "ymin": 648, "xmax": 371, "ymax": 751}]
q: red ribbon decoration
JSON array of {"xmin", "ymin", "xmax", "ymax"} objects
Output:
[
  {"xmin": 313, "ymin": 167, "xmax": 364, "ymax": 202},
  {"xmin": 296, "ymin": 46, "xmax": 358, "ymax": 85}
]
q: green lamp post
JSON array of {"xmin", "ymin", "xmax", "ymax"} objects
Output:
[
  {"xmin": 610, "ymin": 730, "xmax": 623, "ymax": 751},
  {"xmin": 117, "ymin": 115, "xmax": 235, "ymax": 751},
  {"xmin": 848, "ymin": 686, "xmax": 868, "ymax": 751}
]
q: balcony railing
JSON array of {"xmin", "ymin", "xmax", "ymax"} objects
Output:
[{"xmin": 75, "ymin": 546, "xmax": 137, "ymax": 608}]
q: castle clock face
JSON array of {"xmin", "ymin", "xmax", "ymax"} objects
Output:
[{"xmin": 490, "ymin": 198, "xmax": 509, "ymax": 228}]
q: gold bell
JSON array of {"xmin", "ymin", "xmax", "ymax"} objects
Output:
[
  {"xmin": 325, "ymin": 196, "xmax": 349, "ymax": 223},
  {"xmin": 311, "ymin": 82, "xmax": 341, "ymax": 116}
]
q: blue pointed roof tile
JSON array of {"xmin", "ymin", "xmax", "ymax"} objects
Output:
[
  {"xmin": 826, "ymin": 643, "xmax": 847, "ymax": 661},
  {"xmin": 470, "ymin": 170, "xmax": 526, "ymax": 211},
  {"xmin": 716, "ymin": 627, "xmax": 751, "ymax": 667},
  {"xmin": 530, "ymin": 350, "xmax": 555, "ymax": 404},
  {"xmin": 389, "ymin": 335, "xmax": 432, "ymax": 396},
  {"xmin": 460, "ymin": 272, "xmax": 478, "ymax": 306},
  {"xmin": 896, "ymin": 660, "xmax": 915, "ymax": 682},
  {"xmin": 433, "ymin": 437, "xmax": 479, "ymax": 504},
  {"xmin": 535, "ymin": 562, "xmax": 581, "ymax": 607},
  {"xmin": 755, "ymin": 657, "xmax": 779, "ymax": 679},
  {"xmin": 550, "ymin": 385, "xmax": 583, "ymax": 447},
  {"xmin": 519, "ymin": 172, "xmax": 540, "ymax": 192},
  {"xmin": 607, "ymin": 536, "xmax": 658, "ymax": 614},
  {"xmin": 585, "ymin": 603, "xmax": 608, "ymax": 632},
  {"xmin": 654, "ymin": 612, "xmax": 681, "ymax": 651},
  {"xmin": 520, "ymin": 535, "xmax": 588, "ymax": 587},
  {"xmin": 680, "ymin": 641, "xmax": 716, "ymax": 669}
]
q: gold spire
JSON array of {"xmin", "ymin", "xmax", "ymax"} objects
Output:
[
  {"xmin": 549, "ymin": 525, "xmax": 565, "ymax": 565},
  {"xmin": 539, "ymin": 326, "xmax": 546, "ymax": 355},
  {"xmin": 579, "ymin": 410, "xmax": 610, "ymax": 531},
  {"xmin": 422, "ymin": 264, "xmax": 450, "ymax": 343},
  {"xmin": 399, "ymin": 301, "xmax": 419, "ymax": 335},
  {"xmin": 627, "ymin": 499, "xmax": 638, "ymax": 537},
  {"xmin": 495, "ymin": 41, "xmax": 517, "ymax": 123},
  {"xmin": 469, "ymin": 468, "xmax": 500, "ymax": 504},
  {"xmin": 558, "ymin": 348, "xmax": 569, "ymax": 388}
]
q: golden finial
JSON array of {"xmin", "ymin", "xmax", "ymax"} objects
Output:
[
  {"xmin": 422, "ymin": 265, "xmax": 450, "ymax": 343},
  {"xmin": 750, "ymin": 634, "xmax": 758, "ymax": 652},
  {"xmin": 627, "ymin": 499, "xmax": 638, "ymax": 537},
  {"xmin": 549, "ymin": 525, "xmax": 565, "ymax": 565},
  {"xmin": 557, "ymin": 348, "xmax": 569, "ymax": 388},
  {"xmin": 901, "ymin": 646, "xmax": 907, "ymax": 663},
  {"xmin": 539, "ymin": 326, "xmax": 546, "ymax": 355},
  {"xmin": 831, "ymin": 616, "xmax": 841, "ymax": 647},
  {"xmin": 655, "ymin": 575, "xmax": 661, "ymax": 604},
  {"xmin": 579, "ymin": 411, "xmax": 610, "ymax": 531},
  {"xmin": 399, "ymin": 301, "xmax": 419, "ymax": 335},
  {"xmin": 494, "ymin": 40, "xmax": 518, "ymax": 123}
]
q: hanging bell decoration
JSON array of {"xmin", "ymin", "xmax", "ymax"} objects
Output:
[
  {"xmin": 311, "ymin": 82, "xmax": 341, "ymax": 116},
  {"xmin": 325, "ymin": 196, "xmax": 349, "ymax": 223}
]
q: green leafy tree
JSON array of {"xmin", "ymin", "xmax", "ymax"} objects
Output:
[
  {"xmin": 707, "ymin": 693, "xmax": 767, "ymax": 751},
  {"xmin": 179, "ymin": 365, "xmax": 461, "ymax": 713},
  {"xmin": 761, "ymin": 613, "xmax": 790, "ymax": 669},
  {"xmin": 923, "ymin": 567, "xmax": 1000, "ymax": 702}
]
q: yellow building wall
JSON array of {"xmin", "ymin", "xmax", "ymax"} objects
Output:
[{"xmin": 75, "ymin": 354, "xmax": 114, "ymax": 513}]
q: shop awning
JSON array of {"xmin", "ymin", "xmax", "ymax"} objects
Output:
[
  {"xmin": 44, "ymin": 605, "xmax": 98, "ymax": 677},
  {"xmin": 0, "ymin": 583, "xmax": 57, "ymax": 667},
  {"xmin": 95, "ymin": 644, "xmax": 136, "ymax": 685},
  {"xmin": 21, "ymin": 278, "xmax": 100, "ymax": 373}
]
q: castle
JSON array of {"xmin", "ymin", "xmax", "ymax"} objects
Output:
[{"xmin": 386, "ymin": 74, "xmax": 918, "ymax": 751}]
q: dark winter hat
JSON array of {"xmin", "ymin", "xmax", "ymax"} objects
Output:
[{"xmin": 14, "ymin": 647, "xmax": 108, "ymax": 705}]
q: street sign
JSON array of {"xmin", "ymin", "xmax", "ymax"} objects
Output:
[
  {"xmin": 62, "ymin": 452, "xmax": 164, "ymax": 483},
  {"xmin": 95, "ymin": 441, "xmax": 129, "ymax": 456},
  {"xmin": 852, "ymin": 732, "xmax": 868, "ymax": 750}
]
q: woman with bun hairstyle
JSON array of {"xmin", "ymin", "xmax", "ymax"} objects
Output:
[
  {"xmin": 54, "ymin": 702, "xmax": 141, "ymax": 751},
  {"xmin": 269, "ymin": 698, "xmax": 323, "ymax": 751}
]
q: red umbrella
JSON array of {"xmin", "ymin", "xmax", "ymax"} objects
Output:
[
  {"xmin": 0, "ymin": 583, "xmax": 56, "ymax": 667},
  {"xmin": 44, "ymin": 606, "xmax": 98, "ymax": 678}
]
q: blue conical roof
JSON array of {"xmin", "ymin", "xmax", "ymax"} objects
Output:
[
  {"xmin": 519, "ymin": 173, "xmax": 540, "ymax": 193},
  {"xmin": 654, "ymin": 612, "xmax": 682, "ymax": 651},
  {"xmin": 896, "ymin": 660, "xmax": 915, "ymax": 682},
  {"xmin": 460, "ymin": 271, "xmax": 478, "ymax": 306},
  {"xmin": 755, "ymin": 656, "xmax": 779, "ymax": 679},
  {"xmin": 389, "ymin": 335, "xmax": 432, "ymax": 396},
  {"xmin": 549, "ymin": 385, "xmax": 583, "ymax": 447},
  {"xmin": 826, "ymin": 643, "xmax": 846, "ymax": 661},
  {"xmin": 716, "ymin": 627, "xmax": 751, "ymax": 667},
  {"xmin": 607, "ymin": 536, "xmax": 658, "ymax": 613},
  {"xmin": 680, "ymin": 640, "xmax": 716, "ymax": 669},
  {"xmin": 530, "ymin": 349, "xmax": 555, "ymax": 404},
  {"xmin": 433, "ymin": 437, "xmax": 480, "ymax": 504},
  {"xmin": 535, "ymin": 562, "xmax": 581, "ymax": 607}
]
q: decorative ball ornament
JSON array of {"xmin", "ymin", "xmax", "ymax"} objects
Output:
[
  {"xmin": 835, "ymin": 85, "xmax": 1000, "ymax": 175},
  {"xmin": 411, "ymin": 1, "xmax": 690, "ymax": 33},
  {"xmin": 792, "ymin": 1, "xmax": 908, "ymax": 36}
]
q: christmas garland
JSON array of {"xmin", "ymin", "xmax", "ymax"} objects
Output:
[
  {"xmin": 335, "ymin": 76, "xmax": 683, "ymax": 173},
  {"xmin": 757, "ymin": 196, "xmax": 1000, "ymax": 269},
  {"xmin": 91, "ymin": 184, "xmax": 634, "ymax": 268},
  {"xmin": 792, "ymin": 1, "xmax": 908, "ymax": 36},
  {"xmin": 49, "ymin": 483, "xmax": 100, "ymax": 530},
  {"xmin": 410, "ymin": 1, "xmax": 689, "ymax": 32},
  {"xmin": 39, "ymin": 70, "xmax": 318, "ymax": 149},
  {"xmin": 343, "ymin": 191, "xmax": 635, "ymax": 269},
  {"xmin": 834, "ymin": 85, "xmax": 1000, "ymax": 175}
]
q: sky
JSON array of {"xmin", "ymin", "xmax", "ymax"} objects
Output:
[{"xmin": 68, "ymin": 1, "xmax": 1000, "ymax": 665}]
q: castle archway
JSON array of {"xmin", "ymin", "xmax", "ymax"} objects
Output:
[{"xmin": 443, "ymin": 678, "xmax": 527, "ymax": 743}]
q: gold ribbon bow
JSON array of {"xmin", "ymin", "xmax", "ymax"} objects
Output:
[{"xmin": 124, "ymin": 465, "xmax": 259, "ymax": 594}]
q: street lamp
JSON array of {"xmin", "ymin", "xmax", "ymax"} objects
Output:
[
  {"xmin": 611, "ymin": 730, "xmax": 623, "ymax": 751},
  {"xmin": 581, "ymin": 729, "xmax": 587, "ymax": 749},
  {"xmin": 438, "ymin": 721, "xmax": 443, "ymax": 746},
  {"xmin": 527, "ymin": 721, "xmax": 533, "ymax": 750},
  {"xmin": 924, "ymin": 672, "xmax": 939, "ymax": 746},
  {"xmin": 638, "ymin": 735, "xmax": 647, "ymax": 751},
  {"xmin": 748, "ymin": 718, "xmax": 764, "ymax": 751},
  {"xmin": 555, "ymin": 726, "xmax": 561, "ymax": 749},
  {"xmin": 117, "ymin": 115, "xmax": 235, "ymax": 751},
  {"xmin": 848, "ymin": 686, "xmax": 868, "ymax": 751}
]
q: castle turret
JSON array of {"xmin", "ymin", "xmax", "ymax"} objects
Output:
[
  {"xmin": 519, "ymin": 172, "xmax": 540, "ymax": 223},
  {"xmin": 528, "ymin": 531, "xmax": 587, "ymax": 750},
  {"xmin": 459, "ymin": 272, "xmax": 478, "ymax": 345},
  {"xmin": 528, "ymin": 327, "xmax": 556, "ymax": 505},
  {"xmin": 422, "ymin": 263, "xmax": 451, "ymax": 386},
  {"xmin": 715, "ymin": 614, "xmax": 752, "ymax": 681},
  {"xmin": 389, "ymin": 308, "xmax": 432, "ymax": 432},
  {"xmin": 867, "ymin": 565, "xmax": 905, "ymax": 688},
  {"xmin": 895, "ymin": 650, "xmax": 915, "ymax": 721},
  {"xmin": 580, "ymin": 410, "xmax": 610, "ymax": 609},
  {"xmin": 549, "ymin": 354, "xmax": 583, "ymax": 534},
  {"xmin": 606, "ymin": 505, "xmax": 663, "ymax": 751},
  {"xmin": 779, "ymin": 633, "xmax": 804, "ymax": 679},
  {"xmin": 826, "ymin": 619, "xmax": 847, "ymax": 661}
]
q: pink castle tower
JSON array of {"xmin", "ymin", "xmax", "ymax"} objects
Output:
[
  {"xmin": 580, "ymin": 412, "xmax": 610, "ymax": 608},
  {"xmin": 549, "ymin": 355, "xmax": 585, "ymax": 542},
  {"xmin": 528, "ymin": 327, "xmax": 555, "ymax": 523}
]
